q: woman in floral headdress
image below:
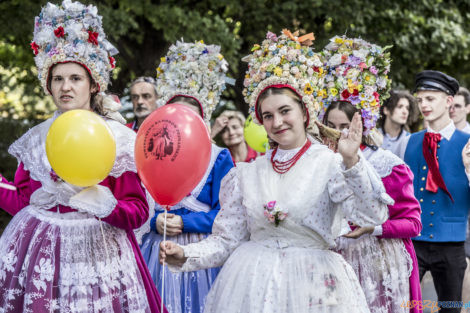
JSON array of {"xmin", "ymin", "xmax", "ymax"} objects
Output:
[
  {"xmin": 159, "ymin": 30, "xmax": 391, "ymax": 313},
  {"xmin": 0, "ymin": 1, "xmax": 166, "ymax": 312},
  {"xmin": 321, "ymin": 36, "xmax": 422, "ymax": 313},
  {"xmin": 139, "ymin": 40, "xmax": 234, "ymax": 313}
]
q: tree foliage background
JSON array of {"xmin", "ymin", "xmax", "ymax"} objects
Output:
[{"xmin": 1, "ymin": 0, "xmax": 470, "ymax": 229}]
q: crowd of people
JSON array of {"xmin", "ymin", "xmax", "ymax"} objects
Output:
[{"xmin": 0, "ymin": 1, "xmax": 470, "ymax": 313}]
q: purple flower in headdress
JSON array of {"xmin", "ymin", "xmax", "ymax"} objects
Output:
[
  {"xmin": 346, "ymin": 55, "xmax": 361, "ymax": 66},
  {"xmin": 369, "ymin": 66, "xmax": 378, "ymax": 75},
  {"xmin": 348, "ymin": 95, "xmax": 361, "ymax": 105},
  {"xmin": 266, "ymin": 31, "xmax": 278, "ymax": 42}
]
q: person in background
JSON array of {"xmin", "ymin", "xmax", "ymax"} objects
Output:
[
  {"xmin": 403, "ymin": 70, "xmax": 470, "ymax": 313},
  {"xmin": 127, "ymin": 76, "xmax": 159, "ymax": 132},
  {"xmin": 378, "ymin": 90, "xmax": 419, "ymax": 158},
  {"xmin": 450, "ymin": 87, "xmax": 470, "ymax": 134},
  {"xmin": 211, "ymin": 110, "xmax": 258, "ymax": 163}
]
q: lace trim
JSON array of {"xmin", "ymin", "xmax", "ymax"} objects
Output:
[
  {"xmin": 68, "ymin": 185, "xmax": 117, "ymax": 218},
  {"xmin": 362, "ymin": 147, "xmax": 404, "ymax": 178}
]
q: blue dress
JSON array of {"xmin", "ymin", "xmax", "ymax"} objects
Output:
[{"xmin": 140, "ymin": 145, "xmax": 234, "ymax": 313}]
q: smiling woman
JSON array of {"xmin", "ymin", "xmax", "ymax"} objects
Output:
[{"xmin": 159, "ymin": 30, "xmax": 391, "ymax": 313}]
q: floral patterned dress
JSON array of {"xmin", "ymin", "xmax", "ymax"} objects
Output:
[{"xmin": 168, "ymin": 139, "xmax": 391, "ymax": 313}]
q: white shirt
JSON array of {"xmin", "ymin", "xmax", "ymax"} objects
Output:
[{"xmin": 461, "ymin": 122, "xmax": 470, "ymax": 134}]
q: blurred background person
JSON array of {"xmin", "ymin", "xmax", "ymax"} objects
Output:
[
  {"xmin": 211, "ymin": 110, "xmax": 258, "ymax": 163},
  {"xmin": 127, "ymin": 76, "xmax": 159, "ymax": 132},
  {"xmin": 450, "ymin": 87, "xmax": 470, "ymax": 134},
  {"xmin": 378, "ymin": 90, "xmax": 419, "ymax": 158}
]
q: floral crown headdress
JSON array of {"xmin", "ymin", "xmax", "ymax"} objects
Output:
[
  {"xmin": 321, "ymin": 36, "xmax": 392, "ymax": 135},
  {"xmin": 31, "ymin": 0, "xmax": 118, "ymax": 95},
  {"xmin": 243, "ymin": 29, "xmax": 325, "ymax": 131},
  {"xmin": 156, "ymin": 40, "xmax": 231, "ymax": 124}
]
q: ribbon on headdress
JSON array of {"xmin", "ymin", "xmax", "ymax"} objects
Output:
[{"xmin": 282, "ymin": 29, "xmax": 315, "ymax": 46}]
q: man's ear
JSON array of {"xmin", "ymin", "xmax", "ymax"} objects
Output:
[{"xmin": 445, "ymin": 95, "xmax": 454, "ymax": 110}]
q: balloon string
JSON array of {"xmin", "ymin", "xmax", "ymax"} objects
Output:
[
  {"xmin": 98, "ymin": 218, "xmax": 110, "ymax": 262},
  {"xmin": 161, "ymin": 207, "xmax": 168, "ymax": 313}
]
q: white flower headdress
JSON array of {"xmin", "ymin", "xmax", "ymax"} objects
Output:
[
  {"xmin": 321, "ymin": 36, "xmax": 392, "ymax": 135},
  {"xmin": 156, "ymin": 40, "xmax": 230, "ymax": 124},
  {"xmin": 242, "ymin": 29, "xmax": 326, "ymax": 130},
  {"xmin": 31, "ymin": 0, "xmax": 118, "ymax": 94}
]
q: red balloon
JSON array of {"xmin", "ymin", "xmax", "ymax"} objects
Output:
[{"xmin": 135, "ymin": 103, "xmax": 211, "ymax": 207}]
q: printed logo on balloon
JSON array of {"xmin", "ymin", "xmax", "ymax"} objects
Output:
[{"xmin": 144, "ymin": 119, "xmax": 181, "ymax": 162}]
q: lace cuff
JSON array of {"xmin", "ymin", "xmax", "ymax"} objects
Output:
[
  {"xmin": 372, "ymin": 225, "xmax": 383, "ymax": 236},
  {"xmin": 68, "ymin": 185, "xmax": 117, "ymax": 218}
]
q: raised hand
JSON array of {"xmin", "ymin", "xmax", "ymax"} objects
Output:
[
  {"xmin": 338, "ymin": 112, "xmax": 362, "ymax": 169},
  {"xmin": 463, "ymin": 139, "xmax": 470, "ymax": 173}
]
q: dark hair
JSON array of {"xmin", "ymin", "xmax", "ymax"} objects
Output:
[
  {"xmin": 456, "ymin": 87, "xmax": 470, "ymax": 106},
  {"xmin": 47, "ymin": 63, "xmax": 103, "ymax": 115},
  {"xmin": 323, "ymin": 101, "xmax": 377, "ymax": 150},
  {"xmin": 256, "ymin": 87, "xmax": 307, "ymax": 148},
  {"xmin": 167, "ymin": 96, "xmax": 202, "ymax": 116},
  {"xmin": 377, "ymin": 90, "xmax": 418, "ymax": 129}
]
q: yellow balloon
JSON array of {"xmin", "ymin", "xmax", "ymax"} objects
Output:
[
  {"xmin": 244, "ymin": 115, "xmax": 269, "ymax": 153},
  {"xmin": 46, "ymin": 110, "xmax": 116, "ymax": 187}
]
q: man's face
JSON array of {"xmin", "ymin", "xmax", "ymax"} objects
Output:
[
  {"xmin": 449, "ymin": 95, "xmax": 470, "ymax": 124},
  {"xmin": 130, "ymin": 82, "xmax": 159, "ymax": 119},
  {"xmin": 416, "ymin": 90, "xmax": 452, "ymax": 124}
]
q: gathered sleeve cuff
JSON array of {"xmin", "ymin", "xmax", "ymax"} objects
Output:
[
  {"xmin": 0, "ymin": 162, "xmax": 35, "ymax": 216},
  {"xmin": 379, "ymin": 164, "xmax": 422, "ymax": 239},
  {"xmin": 96, "ymin": 171, "xmax": 149, "ymax": 230},
  {"xmin": 329, "ymin": 155, "xmax": 389, "ymax": 227},
  {"xmin": 168, "ymin": 167, "xmax": 249, "ymax": 273}
]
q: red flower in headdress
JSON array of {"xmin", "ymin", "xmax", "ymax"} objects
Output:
[
  {"xmin": 54, "ymin": 26, "xmax": 65, "ymax": 38},
  {"xmin": 109, "ymin": 56, "xmax": 115, "ymax": 69},
  {"xmin": 373, "ymin": 91, "xmax": 380, "ymax": 102},
  {"xmin": 352, "ymin": 89, "xmax": 359, "ymax": 96},
  {"xmin": 30, "ymin": 42, "xmax": 39, "ymax": 55},
  {"xmin": 87, "ymin": 30, "xmax": 99, "ymax": 45},
  {"xmin": 341, "ymin": 89, "xmax": 350, "ymax": 100}
]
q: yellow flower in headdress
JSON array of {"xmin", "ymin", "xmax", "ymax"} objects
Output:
[
  {"xmin": 335, "ymin": 37, "xmax": 344, "ymax": 45},
  {"xmin": 329, "ymin": 88, "xmax": 338, "ymax": 97},
  {"xmin": 304, "ymin": 83, "xmax": 314, "ymax": 95},
  {"xmin": 160, "ymin": 57, "xmax": 166, "ymax": 63},
  {"xmin": 274, "ymin": 67, "xmax": 283, "ymax": 77},
  {"xmin": 318, "ymin": 89, "xmax": 327, "ymax": 98}
]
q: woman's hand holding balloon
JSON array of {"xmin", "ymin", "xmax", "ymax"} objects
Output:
[{"xmin": 159, "ymin": 241, "xmax": 186, "ymax": 265}]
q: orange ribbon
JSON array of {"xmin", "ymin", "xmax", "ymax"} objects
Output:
[{"xmin": 282, "ymin": 29, "xmax": 315, "ymax": 46}]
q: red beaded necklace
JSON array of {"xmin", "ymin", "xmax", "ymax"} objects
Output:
[{"xmin": 270, "ymin": 140, "xmax": 312, "ymax": 174}]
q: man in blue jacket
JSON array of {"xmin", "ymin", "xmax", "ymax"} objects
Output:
[{"xmin": 403, "ymin": 70, "xmax": 470, "ymax": 312}]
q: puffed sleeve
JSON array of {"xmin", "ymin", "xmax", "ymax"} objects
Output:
[
  {"xmin": 169, "ymin": 167, "xmax": 250, "ymax": 272},
  {"xmin": 0, "ymin": 162, "xmax": 39, "ymax": 216},
  {"xmin": 328, "ymin": 155, "xmax": 390, "ymax": 227},
  {"xmin": 379, "ymin": 164, "xmax": 422, "ymax": 239}
]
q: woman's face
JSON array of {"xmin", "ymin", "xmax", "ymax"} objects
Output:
[
  {"xmin": 259, "ymin": 93, "xmax": 307, "ymax": 150},
  {"xmin": 326, "ymin": 108, "xmax": 351, "ymax": 131},
  {"xmin": 50, "ymin": 62, "xmax": 96, "ymax": 112},
  {"xmin": 221, "ymin": 118, "xmax": 244, "ymax": 147}
]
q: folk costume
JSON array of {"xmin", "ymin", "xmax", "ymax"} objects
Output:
[
  {"xmin": 166, "ymin": 30, "xmax": 390, "ymax": 313},
  {"xmin": 321, "ymin": 36, "xmax": 422, "ymax": 313},
  {"xmin": 404, "ymin": 70, "xmax": 470, "ymax": 313},
  {"xmin": 0, "ymin": 1, "xmax": 165, "ymax": 312},
  {"xmin": 139, "ymin": 41, "xmax": 234, "ymax": 313}
]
